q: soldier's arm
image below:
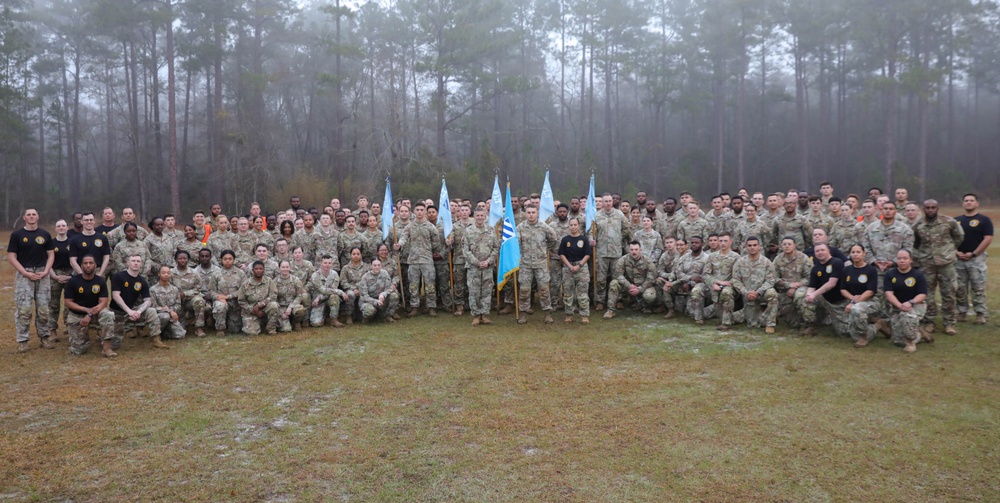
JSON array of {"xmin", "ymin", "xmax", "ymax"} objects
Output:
[
  {"xmin": 613, "ymin": 259, "xmax": 628, "ymax": 286},
  {"xmin": 731, "ymin": 263, "xmax": 748, "ymax": 295},
  {"xmin": 902, "ymin": 227, "xmax": 914, "ymax": 251},
  {"xmin": 950, "ymin": 220, "xmax": 965, "ymax": 248},
  {"xmin": 759, "ymin": 262, "xmax": 776, "ymax": 292},
  {"xmin": 640, "ymin": 265, "xmax": 655, "ymax": 291}
]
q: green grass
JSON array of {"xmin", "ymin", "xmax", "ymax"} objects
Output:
[{"xmin": 1, "ymin": 244, "xmax": 999, "ymax": 501}]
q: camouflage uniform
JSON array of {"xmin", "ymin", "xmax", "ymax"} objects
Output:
[
  {"xmin": 432, "ymin": 223, "xmax": 453, "ymax": 310},
  {"xmin": 956, "ymin": 254, "xmax": 988, "ymax": 318},
  {"xmin": 656, "ymin": 212, "xmax": 684, "ymax": 240},
  {"xmin": 231, "ymin": 233, "xmax": 259, "ymax": 267},
  {"xmin": 209, "ymin": 266, "xmax": 245, "ymax": 333},
  {"xmin": 890, "ymin": 303, "xmax": 926, "ymax": 346},
  {"xmin": 607, "ymin": 254, "xmax": 657, "ymax": 312},
  {"xmin": 337, "ymin": 230, "xmax": 366, "ymax": 272},
  {"xmin": 805, "ymin": 212, "xmax": 833, "ymax": 236},
  {"xmin": 399, "ymin": 219, "xmax": 440, "ymax": 309},
  {"xmin": 195, "ymin": 264, "xmax": 220, "ymax": 302},
  {"xmin": 48, "ymin": 267, "xmax": 74, "ymax": 337},
  {"xmin": 340, "ymin": 261, "xmax": 369, "ymax": 319},
  {"xmin": 676, "ymin": 217, "xmax": 711, "ymax": 244},
  {"xmin": 362, "ymin": 229, "xmax": 383, "ymax": 263},
  {"xmin": 171, "ymin": 266, "xmax": 207, "ymax": 329},
  {"xmin": 449, "ymin": 223, "xmax": 469, "ymax": 311},
  {"xmin": 206, "ymin": 231, "xmax": 235, "ymax": 264},
  {"xmin": 244, "ymin": 258, "xmax": 279, "ymax": 280},
  {"xmin": 913, "ymin": 215, "xmax": 964, "ymax": 326},
  {"xmin": 237, "ymin": 275, "xmax": 280, "ymax": 335},
  {"xmin": 548, "ymin": 218, "xmax": 572, "ymax": 310},
  {"xmin": 704, "ymin": 210, "xmax": 732, "ymax": 235},
  {"xmin": 290, "ymin": 229, "xmax": 320, "ymax": 263},
  {"xmin": 862, "ymin": 219, "xmax": 915, "ymax": 296},
  {"xmin": 359, "ymin": 269, "xmax": 400, "ymax": 321},
  {"xmin": 772, "ymin": 213, "xmax": 813, "ymax": 251},
  {"xmin": 176, "ymin": 239, "xmax": 205, "ymax": 263},
  {"xmin": 66, "ymin": 309, "xmax": 115, "ymax": 355},
  {"xmin": 251, "ymin": 230, "xmax": 275, "ymax": 255},
  {"xmin": 463, "ymin": 223, "xmax": 499, "ymax": 317},
  {"xmin": 150, "ymin": 282, "xmax": 187, "ymax": 339},
  {"xmin": 315, "ymin": 226, "xmax": 341, "ymax": 271},
  {"xmin": 273, "ymin": 274, "xmax": 307, "ymax": 332},
  {"xmin": 517, "ymin": 220, "xmax": 559, "ymax": 313},
  {"xmin": 111, "ymin": 303, "xmax": 161, "ymax": 350},
  {"xmin": 690, "ymin": 250, "xmax": 740, "ymax": 323},
  {"xmin": 733, "ymin": 218, "xmax": 772, "ymax": 255},
  {"xmin": 731, "ymin": 255, "xmax": 778, "ymax": 328},
  {"xmin": 111, "ymin": 238, "xmax": 149, "ymax": 276},
  {"xmin": 14, "ymin": 268, "xmax": 50, "ymax": 344},
  {"xmin": 593, "ymin": 209, "xmax": 629, "ymax": 306},
  {"xmin": 308, "ymin": 269, "xmax": 345, "ymax": 326},
  {"xmin": 145, "ymin": 233, "xmax": 177, "ymax": 276},
  {"xmin": 561, "ymin": 248, "xmax": 591, "ymax": 317},
  {"xmin": 829, "ymin": 215, "xmax": 860, "ymax": 250},
  {"xmin": 662, "ymin": 251, "xmax": 709, "ymax": 314},
  {"xmin": 772, "ymin": 251, "xmax": 814, "ymax": 327},
  {"xmin": 633, "ymin": 229, "xmax": 663, "ymax": 262},
  {"xmin": 107, "ymin": 224, "xmax": 148, "ymax": 250},
  {"xmin": 290, "ymin": 260, "xmax": 315, "ymax": 286}
]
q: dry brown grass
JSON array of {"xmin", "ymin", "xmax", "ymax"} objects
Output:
[{"xmin": 1, "ymin": 212, "xmax": 999, "ymax": 502}]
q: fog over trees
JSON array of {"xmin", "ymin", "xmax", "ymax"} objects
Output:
[{"xmin": 1, "ymin": 0, "xmax": 998, "ymax": 221}]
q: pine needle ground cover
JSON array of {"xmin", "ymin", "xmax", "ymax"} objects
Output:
[{"xmin": 1, "ymin": 233, "xmax": 997, "ymax": 501}]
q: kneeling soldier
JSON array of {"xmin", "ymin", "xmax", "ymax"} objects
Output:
[
  {"xmin": 64, "ymin": 255, "xmax": 115, "ymax": 355},
  {"xmin": 359, "ymin": 259, "xmax": 400, "ymax": 323}
]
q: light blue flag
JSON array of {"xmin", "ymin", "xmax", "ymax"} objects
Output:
[
  {"xmin": 488, "ymin": 175, "xmax": 504, "ymax": 227},
  {"xmin": 497, "ymin": 183, "xmax": 521, "ymax": 291},
  {"xmin": 539, "ymin": 171, "xmax": 555, "ymax": 222},
  {"xmin": 438, "ymin": 178, "xmax": 453, "ymax": 239},
  {"xmin": 381, "ymin": 176, "xmax": 395, "ymax": 241},
  {"xmin": 585, "ymin": 173, "xmax": 597, "ymax": 233}
]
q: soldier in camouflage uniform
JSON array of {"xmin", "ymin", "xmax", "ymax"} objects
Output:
[
  {"xmin": 547, "ymin": 205, "xmax": 572, "ymax": 312},
  {"xmin": 656, "ymin": 199, "xmax": 683, "ymax": 240},
  {"xmin": 427, "ymin": 207, "xmax": 453, "ymax": 313},
  {"xmin": 829, "ymin": 204, "xmax": 860, "ymax": 250},
  {"xmin": 592, "ymin": 194, "xmax": 630, "ymax": 310},
  {"xmin": 517, "ymin": 206, "xmax": 560, "ymax": 324},
  {"xmin": 676, "ymin": 202, "xmax": 711, "ymax": 248},
  {"xmin": 340, "ymin": 247, "xmax": 369, "ymax": 324},
  {"xmin": 463, "ymin": 208, "xmax": 499, "ymax": 325},
  {"xmin": 237, "ymin": 260, "xmax": 280, "ymax": 335},
  {"xmin": 661, "ymin": 238, "xmax": 709, "ymax": 318},
  {"xmin": 170, "ymin": 250, "xmax": 208, "ymax": 337},
  {"xmin": 150, "ymin": 266, "xmax": 187, "ymax": 339},
  {"xmin": 804, "ymin": 196, "xmax": 833, "ymax": 236},
  {"xmin": 733, "ymin": 204, "xmax": 772, "ymax": 255},
  {"xmin": 232, "ymin": 218, "xmax": 259, "ymax": 268},
  {"xmin": 883, "ymin": 250, "xmax": 928, "ymax": 353},
  {"xmin": 337, "ymin": 215, "xmax": 366, "ymax": 273},
  {"xmin": 704, "ymin": 196, "xmax": 733, "ymax": 235},
  {"xmin": 605, "ymin": 242, "xmax": 657, "ymax": 318},
  {"xmin": 208, "ymin": 251, "xmax": 244, "ymax": 335},
  {"xmin": 176, "ymin": 225, "xmax": 206, "ymax": 262},
  {"xmin": 558, "ymin": 217, "xmax": 592, "ymax": 323},
  {"xmin": 862, "ymin": 202, "xmax": 914, "ymax": 297},
  {"xmin": 145, "ymin": 217, "xmax": 177, "ymax": 277},
  {"xmin": 106, "ymin": 208, "xmax": 148, "ymax": 250},
  {"xmin": 110, "ymin": 255, "xmax": 165, "ymax": 352},
  {"xmin": 633, "ymin": 216, "xmax": 663, "ymax": 262},
  {"xmin": 772, "ymin": 237, "xmax": 814, "ymax": 328},
  {"xmin": 315, "ymin": 213, "xmax": 341, "ymax": 272},
  {"xmin": 308, "ymin": 255, "xmax": 347, "ymax": 327},
  {"xmin": 206, "ymin": 215, "xmax": 234, "ymax": 264},
  {"xmin": 690, "ymin": 233, "xmax": 740, "ymax": 326},
  {"xmin": 63, "ymin": 255, "xmax": 116, "ymax": 356},
  {"xmin": 362, "ymin": 215, "xmax": 383, "ymax": 263},
  {"xmin": 772, "ymin": 197, "xmax": 813, "ymax": 252},
  {"xmin": 955, "ymin": 193, "xmax": 991, "ymax": 324},
  {"xmin": 448, "ymin": 213, "xmax": 470, "ymax": 316},
  {"xmin": 289, "ymin": 247, "xmax": 315, "ymax": 285},
  {"xmin": 396, "ymin": 203, "xmax": 441, "ymax": 316},
  {"xmin": 290, "ymin": 214, "xmax": 320, "ymax": 262},
  {"xmin": 358, "ymin": 259, "xmax": 400, "ymax": 323},
  {"xmin": 730, "ymin": 237, "xmax": 778, "ymax": 332},
  {"xmin": 274, "ymin": 260, "xmax": 307, "ymax": 332},
  {"xmin": 110, "ymin": 223, "xmax": 149, "ymax": 276},
  {"xmin": 9, "ymin": 208, "xmax": 54, "ymax": 352},
  {"xmin": 251, "ymin": 217, "xmax": 275, "ymax": 254},
  {"xmin": 912, "ymin": 199, "xmax": 964, "ymax": 334},
  {"xmin": 245, "ymin": 244, "xmax": 279, "ymax": 279}
]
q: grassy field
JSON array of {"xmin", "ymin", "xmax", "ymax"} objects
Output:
[{"xmin": 1, "ymin": 212, "xmax": 998, "ymax": 501}]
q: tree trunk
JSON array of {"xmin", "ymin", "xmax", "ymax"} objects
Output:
[
  {"xmin": 794, "ymin": 36, "xmax": 809, "ymax": 190},
  {"xmin": 166, "ymin": 0, "xmax": 180, "ymax": 216}
]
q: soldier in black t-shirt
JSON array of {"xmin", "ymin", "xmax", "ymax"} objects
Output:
[
  {"xmin": 110, "ymin": 254, "xmax": 166, "ymax": 353},
  {"xmin": 64, "ymin": 255, "xmax": 116, "ymax": 356},
  {"xmin": 558, "ymin": 217, "xmax": 593, "ymax": 323},
  {"xmin": 954, "ymin": 193, "xmax": 993, "ymax": 324},
  {"xmin": 838, "ymin": 243, "xmax": 880, "ymax": 347},
  {"xmin": 7, "ymin": 208, "xmax": 55, "ymax": 352},
  {"xmin": 803, "ymin": 243, "xmax": 848, "ymax": 336},
  {"xmin": 884, "ymin": 249, "xmax": 928, "ymax": 353},
  {"xmin": 69, "ymin": 212, "xmax": 111, "ymax": 277}
]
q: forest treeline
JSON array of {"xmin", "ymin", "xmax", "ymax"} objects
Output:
[{"xmin": 0, "ymin": 0, "xmax": 998, "ymax": 222}]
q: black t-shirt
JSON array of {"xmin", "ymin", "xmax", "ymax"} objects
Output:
[
  {"xmin": 64, "ymin": 274, "xmax": 108, "ymax": 314},
  {"xmin": 69, "ymin": 233, "xmax": 111, "ymax": 262},
  {"xmin": 52, "ymin": 238, "xmax": 73, "ymax": 270},
  {"xmin": 67, "ymin": 228, "xmax": 83, "ymax": 239},
  {"xmin": 884, "ymin": 267, "xmax": 928, "ymax": 304},
  {"xmin": 804, "ymin": 245, "xmax": 847, "ymax": 263},
  {"xmin": 559, "ymin": 234, "xmax": 592, "ymax": 264},
  {"xmin": 110, "ymin": 271, "xmax": 150, "ymax": 312},
  {"xmin": 95, "ymin": 224, "xmax": 119, "ymax": 236},
  {"xmin": 7, "ymin": 228, "xmax": 54, "ymax": 268},
  {"xmin": 839, "ymin": 263, "xmax": 878, "ymax": 298},
  {"xmin": 955, "ymin": 214, "xmax": 993, "ymax": 253},
  {"xmin": 809, "ymin": 257, "xmax": 845, "ymax": 303}
]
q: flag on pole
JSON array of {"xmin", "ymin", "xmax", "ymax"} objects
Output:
[
  {"xmin": 497, "ymin": 183, "xmax": 521, "ymax": 291},
  {"xmin": 585, "ymin": 173, "xmax": 597, "ymax": 232},
  {"xmin": 539, "ymin": 171, "xmax": 555, "ymax": 222},
  {"xmin": 488, "ymin": 175, "xmax": 504, "ymax": 227},
  {"xmin": 382, "ymin": 175, "xmax": 395, "ymax": 241},
  {"xmin": 438, "ymin": 178, "xmax": 453, "ymax": 239}
]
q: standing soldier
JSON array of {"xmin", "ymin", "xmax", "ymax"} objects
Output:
[
  {"xmin": 231, "ymin": 218, "xmax": 258, "ymax": 270},
  {"xmin": 912, "ymin": 199, "xmax": 964, "ymax": 335},
  {"xmin": 463, "ymin": 208, "xmax": 499, "ymax": 326},
  {"xmin": 48, "ymin": 219, "xmax": 74, "ymax": 341},
  {"xmin": 427, "ymin": 206, "xmax": 453, "ymax": 313},
  {"xmin": 733, "ymin": 204, "xmax": 771, "ymax": 255},
  {"xmin": 548, "ymin": 204, "xmax": 573, "ymax": 312},
  {"xmin": 772, "ymin": 196, "xmax": 813, "ymax": 251},
  {"xmin": 448, "ymin": 209, "xmax": 470, "ymax": 316},
  {"xmin": 110, "ymin": 222, "xmax": 149, "ymax": 276},
  {"xmin": 69, "ymin": 212, "xmax": 111, "ymax": 278},
  {"xmin": 517, "ymin": 206, "xmax": 560, "ymax": 324},
  {"xmin": 107, "ymin": 208, "xmax": 148, "ymax": 249},
  {"xmin": 592, "ymin": 194, "xmax": 629, "ymax": 311},
  {"xmin": 829, "ymin": 201, "xmax": 858, "ymax": 250},
  {"xmin": 358, "ymin": 259, "xmax": 400, "ymax": 323},
  {"xmin": 396, "ymin": 203, "xmax": 440, "ymax": 317},
  {"xmin": 8, "ymin": 208, "xmax": 55, "ymax": 352},
  {"xmin": 705, "ymin": 195, "xmax": 732, "ymax": 235},
  {"xmin": 238, "ymin": 260, "xmax": 280, "ymax": 335},
  {"xmin": 633, "ymin": 216, "xmax": 663, "ymax": 261},
  {"xmin": 676, "ymin": 202, "xmax": 711, "ymax": 247},
  {"xmin": 730, "ymin": 237, "xmax": 778, "ymax": 333},
  {"xmin": 955, "ymin": 193, "xmax": 992, "ymax": 325},
  {"xmin": 207, "ymin": 215, "xmax": 235, "ymax": 263},
  {"xmin": 604, "ymin": 241, "xmax": 657, "ymax": 319},
  {"xmin": 656, "ymin": 198, "xmax": 683, "ymax": 240},
  {"xmin": 145, "ymin": 217, "xmax": 176, "ymax": 277},
  {"xmin": 291, "ymin": 213, "xmax": 320, "ymax": 263},
  {"xmin": 559, "ymin": 217, "xmax": 592, "ymax": 324},
  {"xmin": 805, "ymin": 196, "xmax": 833, "ymax": 236},
  {"xmin": 883, "ymin": 249, "xmax": 928, "ymax": 353},
  {"xmin": 863, "ymin": 201, "xmax": 914, "ymax": 295}
]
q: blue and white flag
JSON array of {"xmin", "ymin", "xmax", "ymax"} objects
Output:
[
  {"xmin": 488, "ymin": 175, "xmax": 504, "ymax": 227},
  {"xmin": 438, "ymin": 178, "xmax": 453, "ymax": 239},
  {"xmin": 381, "ymin": 176, "xmax": 395, "ymax": 241},
  {"xmin": 585, "ymin": 173, "xmax": 597, "ymax": 232},
  {"xmin": 497, "ymin": 183, "xmax": 521, "ymax": 291},
  {"xmin": 539, "ymin": 171, "xmax": 555, "ymax": 222}
]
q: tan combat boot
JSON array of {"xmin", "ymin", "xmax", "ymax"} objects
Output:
[
  {"xmin": 454, "ymin": 305, "xmax": 464, "ymax": 316},
  {"xmin": 903, "ymin": 339, "xmax": 917, "ymax": 353},
  {"xmin": 479, "ymin": 315, "xmax": 493, "ymax": 325},
  {"xmin": 40, "ymin": 337, "xmax": 55, "ymax": 349},
  {"xmin": 517, "ymin": 313, "xmax": 528, "ymax": 324},
  {"xmin": 101, "ymin": 340, "xmax": 118, "ymax": 358},
  {"xmin": 471, "ymin": 316, "xmax": 481, "ymax": 327},
  {"xmin": 151, "ymin": 335, "xmax": 170, "ymax": 349}
]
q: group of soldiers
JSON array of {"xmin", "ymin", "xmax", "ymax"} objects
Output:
[{"xmin": 7, "ymin": 183, "xmax": 992, "ymax": 357}]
